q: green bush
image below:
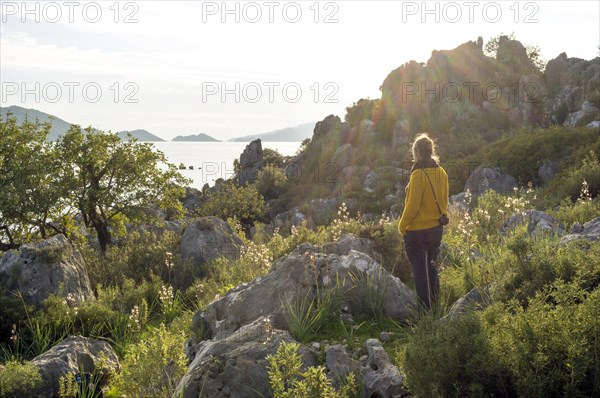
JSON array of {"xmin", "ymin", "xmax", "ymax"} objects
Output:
[
  {"xmin": 542, "ymin": 151, "xmax": 600, "ymax": 204},
  {"xmin": 199, "ymin": 181, "xmax": 266, "ymax": 223},
  {"xmin": 481, "ymin": 126, "xmax": 599, "ymax": 187},
  {"xmin": 485, "ymin": 283, "xmax": 600, "ymax": 397},
  {"xmin": 109, "ymin": 322, "xmax": 188, "ymax": 398},
  {"xmin": 0, "ymin": 360, "xmax": 43, "ymax": 397},
  {"xmin": 403, "ymin": 314, "xmax": 509, "ymax": 397},
  {"xmin": 267, "ymin": 341, "xmax": 359, "ymax": 398},
  {"xmin": 256, "ymin": 166, "xmax": 288, "ymax": 201}
]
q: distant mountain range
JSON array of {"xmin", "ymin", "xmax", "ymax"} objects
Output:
[
  {"xmin": 0, "ymin": 105, "xmax": 72, "ymax": 141},
  {"xmin": 1, "ymin": 105, "xmax": 313, "ymax": 143},
  {"xmin": 172, "ymin": 133, "xmax": 220, "ymax": 142},
  {"xmin": 229, "ymin": 122, "xmax": 315, "ymax": 142}
]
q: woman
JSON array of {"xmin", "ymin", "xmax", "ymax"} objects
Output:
[{"xmin": 398, "ymin": 133, "xmax": 449, "ymax": 310}]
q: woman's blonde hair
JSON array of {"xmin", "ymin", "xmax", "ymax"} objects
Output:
[{"xmin": 411, "ymin": 133, "xmax": 439, "ymax": 163}]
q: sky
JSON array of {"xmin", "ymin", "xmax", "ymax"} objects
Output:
[{"xmin": 1, "ymin": 0, "xmax": 599, "ymax": 141}]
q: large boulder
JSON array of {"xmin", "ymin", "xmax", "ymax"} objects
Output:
[
  {"xmin": 0, "ymin": 234, "xmax": 94, "ymax": 307},
  {"xmin": 306, "ymin": 197, "xmax": 339, "ymax": 226},
  {"xmin": 331, "ymin": 143, "xmax": 354, "ymax": 170},
  {"xmin": 180, "ymin": 217, "xmax": 244, "ymax": 272},
  {"xmin": 499, "ymin": 209, "xmax": 566, "ymax": 237},
  {"xmin": 564, "ymin": 100, "xmax": 600, "ymax": 128},
  {"xmin": 177, "ymin": 317, "xmax": 318, "ymax": 398},
  {"xmin": 560, "ymin": 217, "xmax": 600, "ymax": 245},
  {"xmin": 238, "ymin": 139, "xmax": 264, "ymax": 185},
  {"xmin": 267, "ymin": 207, "xmax": 315, "ymax": 235},
  {"xmin": 191, "ymin": 235, "xmax": 417, "ymax": 341},
  {"xmin": 31, "ymin": 336, "xmax": 119, "ymax": 398},
  {"xmin": 464, "ymin": 167, "xmax": 517, "ymax": 196}
]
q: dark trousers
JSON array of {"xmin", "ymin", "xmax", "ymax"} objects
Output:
[{"xmin": 403, "ymin": 225, "xmax": 443, "ymax": 310}]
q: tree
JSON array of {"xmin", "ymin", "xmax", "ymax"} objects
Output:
[
  {"xmin": 0, "ymin": 117, "xmax": 68, "ymax": 250},
  {"xmin": 484, "ymin": 32, "xmax": 546, "ymax": 71},
  {"xmin": 199, "ymin": 181, "xmax": 266, "ymax": 223},
  {"xmin": 56, "ymin": 126, "xmax": 189, "ymax": 253}
]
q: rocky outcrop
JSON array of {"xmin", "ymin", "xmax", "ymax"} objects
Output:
[
  {"xmin": 238, "ymin": 139, "xmax": 264, "ymax": 185},
  {"xmin": 266, "ymin": 207, "xmax": 315, "ymax": 235},
  {"xmin": 31, "ymin": 336, "xmax": 119, "ymax": 398},
  {"xmin": 560, "ymin": 217, "xmax": 600, "ymax": 245},
  {"xmin": 392, "ymin": 119, "xmax": 410, "ymax": 149},
  {"xmin": 306, "ymin": 197, "xmax": 339, "ymax": 226},
  {"xmin": 500, "ymin": 209, "xmax": 566, "ymax": 237},
  {"xmin": 191, "ymin": 235, "xmax": 417, "ymax": 341},
  {"xmin": 177, "ymin": 317, "xmax": 318, "ymax": 398},
  {"xmin": 180, "ymin": 217, "xmax": 244, "ymax": 273},
  {"xmin": 0, "ymin": 234, "xmax": 94, "ymax": 307},
  {"xmin": 464, "ymin": 167, "xmax": 517, "ymax": 196}
]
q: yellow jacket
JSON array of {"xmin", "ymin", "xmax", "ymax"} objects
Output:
[{"xmin": 398, "ymin": 166, "xmax": 449, "ymax": 234}]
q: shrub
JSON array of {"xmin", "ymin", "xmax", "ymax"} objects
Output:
[
  {"xmin": 256, "ymin": 166, "xmax": 288, "ymax": 201},
  {"xmin": 403, "ymin": 314, "xmax": 509, "ymax": 397},
  {"xmin": 267, "ymin": 341, "xmax": 359, "ymax": 398},
  {"xmin": 199, "ymin": 182, "xmax": 267, "ymax": 223},
  {"xmin": 0, "ymin": 360, "xmax": 43, "ymax": 397},
  {"xmin": 109, "ymin": 323, "xmax": 188, "ymax": 398},
  {"xmin": 485, "ymin": 283, "xmax": 600, "ymax": 397}
]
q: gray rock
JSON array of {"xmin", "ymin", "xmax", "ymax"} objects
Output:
[
  {"xmin": 560, "ymin": 217, "xmax": 600, "ymax": 245},
  {"xmin": 325, "ymin": 344, "xmax": 361, "ymax": 388},
  {"xmin": 499, "ymin": 209, "xmax": 566, "ymax": 237},
  {"xmin": 191, "ymin": 237, "xmax": 417, "ymax": 341},
  {"xmin": 177, "ymin": 317, "xmax": 317, "ymax": 398},
  {"xmin": 307, "ymin": 197, "xmax": 339, "ymax": 226},
  {"xmin": 449, "ymin": 192, "xmax": 470, "ymax": 213},
  {"xmin": 538, "ymin": 160, "xmax": 559, "ymax": 183},
  {"xmin": 0, "ymin": 234, "xmax": 94, "ymax": 307},
  {"xmin": 464, "ymin": 166, "xmax": 517, "ymax": 196},
  {"xmin": 180, "ymin": 217, "xmax": 244, "ymax": 274},
  {"xmin": 392, "ymin": 119, "xmax": 410, "ymax": 149},
  {"xmin": 331, "ymin": 143, "xmax": 354, "ymax": 170},
  {"xmin": 564, "ymin": 100, "xmax": 600, "ymax": 128},
  {"xmin": 570, "ymin": 222, "xmax": 584, "ymax": 234},
  {"xmin": 268, "ymin": 207, "xmax": 315, "ymax": 235},
  {"xmin": 362, "ymin": 339, "xmax": 408, "ymax": 397},
  {"xmin": 31, "ymin": 336, "xmax": 119, "ymax": 398},
  {"xmin": 586, "ymin": 121, "xmax": 600, "ymax": 129},
  {"xmin": 379, "ymin": 332, "xmax": 395, "ymax": 342},
  {"xmin": 443, "ymin": 286, "xmax": 492, "ymax": 321},
  {"xmin": 238, "ymin": 139, "xmax": 264, "ymax": 185}
]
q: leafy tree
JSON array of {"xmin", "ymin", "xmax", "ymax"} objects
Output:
[
  {"xmin": 199, "ymin": 181, "xmax": 266, "ymax": 223},
  {"xmin": 0, "ymin": 117, "xmax": 69, "ymax": 250},
  {"xmin": 344, "ymin": 98, "xmax": 379, "ymax": 127},
  {"xmin": 484, "ymin": 32, "xmax": 546, "ymax": 71},
  {"xmin": 263, "ymin": 148, "xmax": 285, "ymax": 168},
  {"xmin": 56, "ymin": 126, "xmax": 189, "ymax": 253}
]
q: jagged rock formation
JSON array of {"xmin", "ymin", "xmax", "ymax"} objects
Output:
[{"xmin": 238, "ymin": 139, "xmax": 264, "ymax": 185}]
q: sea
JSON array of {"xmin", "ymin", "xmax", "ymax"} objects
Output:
[{"xmin": 152, "ymin": 141, "xmax": 302, "ymax": 189}]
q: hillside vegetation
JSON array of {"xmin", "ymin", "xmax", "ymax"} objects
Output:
[{"xmin": 1, "ymin": 35, "xmax": 599, "ymax": 398}]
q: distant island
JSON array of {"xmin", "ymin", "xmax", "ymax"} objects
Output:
[
  {"xmin": 172, "ymin": 133, "xmax": 220, "ymax": 142},
  {"xmin": 229, "ymin": 122, "xmax": 315, "ymax": 142},
  {"xmin": 118, "ymin": 129, "xmax": 165, "ymax": 142}
]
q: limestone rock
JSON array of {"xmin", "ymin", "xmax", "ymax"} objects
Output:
[
  {"xmin": 238, "ymin": 139, "xmax": 264, "ymax": 185},
  {"xmin": 31, "ymin": 336, "xmax": 119, "ymax": 398},
  {"xmin": 180, "ymin": 217, "xmax": 244, "ymax": 273},
  {"xmin": 0, "ymin": 234, "xmax": 94, "ymax": 307},
  {"xmin": 464, "ymin": 167, "xmax": 517, "ymax": 196}
]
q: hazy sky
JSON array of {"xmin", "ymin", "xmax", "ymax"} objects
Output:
[{"xmin": 1, "ymin": 0, "xmax": 599, "ymax": 140}]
